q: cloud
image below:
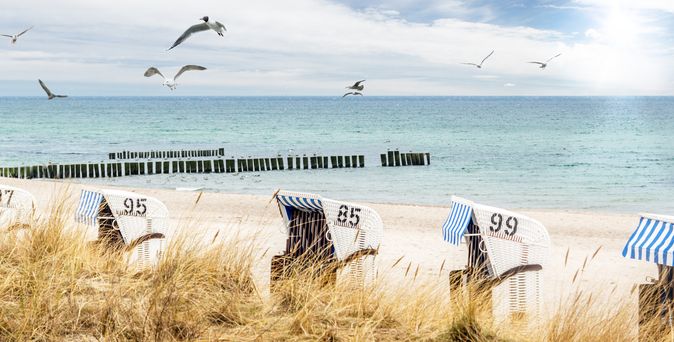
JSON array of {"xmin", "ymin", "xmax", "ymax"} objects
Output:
[
  {"xmin": 0, "ymin": 0, "xmax": 672, "ymax": 95},
  {"xmin": 504, "ymin": 82, "xmax": 516, "ymax": 87}
]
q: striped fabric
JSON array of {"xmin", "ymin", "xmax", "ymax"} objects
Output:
[
  {"xmin": 277, "ymin": 194, "xmax": 323, "ymax": 212},
  {"xmin": 442, "ymin": 201, "xmax": 473, "ymax": 245},
  {"xmin": 623, "ymin": 216, "xmax": 674, "ymax": 266},
  {"xmin": 75, "ymin": 190, "xmax": 104, "ymax": 225}
]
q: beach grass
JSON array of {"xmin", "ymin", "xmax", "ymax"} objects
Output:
[{"xmin": 0, "ymin": 202, "xmax": 664, "ymax": 341}]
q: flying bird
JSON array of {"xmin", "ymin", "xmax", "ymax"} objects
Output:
[
  {"xmin": 2, "ymin": 26, "xmax": 33, "ymax": 44},
  {"xmin": 346, "ymin": 80, "xmax": 365, "ymax": 91},
  {"xmin": 144, "ymin": 65, "xmax": 207, "ymax": 90},
  {"xmin": 342, "ymin": 92, "xmax": 363, "ymax": 98},
  {"xmin": 38, "ymin": 80, "xmax": 67, "ymax": 100},
  {"xmin": 461, "ymin": 50, "xmax": 494, "ymax": 69},
  {"xmin": 168, "ymin": 16, "xmax": 226, "ymax": 50},
  {"xmin": 528, "ymin": 53, "xmax": 562, "ymax": 69}
]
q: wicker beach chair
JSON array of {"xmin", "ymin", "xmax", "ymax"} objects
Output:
[
  {"xmin": 0, "ymin": 184, "xmax": 36, "ymax": 230},
  {"xmin": 442, "ymin": 196, "xmax": 550, "ymax": 322},
  {"xmin": 271, "ymin": 190, "xmax": 383, "ymax": 287},
  {"xmin": 76, "ymin": 189, "xmax": 169, "ymax": 269},
  {"xmin": 622, "ymin": 213, "xmax": 674, "ymax": 340}
]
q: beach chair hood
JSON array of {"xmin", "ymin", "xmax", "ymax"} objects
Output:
[
  {"xmin": 622, "ymin": 213, "xmax": 674, "ymax": 266},
  {"xmin": 0, "ymin": 185, "xmax": 36, "ymax": 228},
  {"xmin": 276, "ymin": 190, "xmax": 383, "ymax": 262},
  {"xmin": 441, "ymin": 196, "xmax": 551, "ymax": 278}
]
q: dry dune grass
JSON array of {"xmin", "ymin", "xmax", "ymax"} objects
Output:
[{"xmin": 0, "ymin": 201, "xmax": 667, "ymax": 341}]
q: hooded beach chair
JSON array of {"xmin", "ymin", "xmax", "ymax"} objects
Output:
[
  {"xmin": 441, "ymin": 196, "xmax": 550, "ymax": 321},
  {"xmin": 622, "ymin": 213, "xmax": 674, "ymax": 339},
  {"xmin": 0, "ymin": 184, "xmax": 36, "ymax": 230},
  {"xmin": 75, "ymin": 189, "xmax": 169, "ymax": 269},
  {"xmin": 271, "ymin": 190, "xmax": 383, "ymax": 287}
]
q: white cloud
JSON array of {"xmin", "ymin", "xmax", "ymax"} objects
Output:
[
  {"xmin": 0, "ymin": 0, "xmax": 672, "ymax": 95},
  {"xmin": 504, "ymin": 82, "xmax": 515, "ymax": 87}
]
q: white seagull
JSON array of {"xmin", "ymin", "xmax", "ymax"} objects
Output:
[
  {"xmin": 168, "ymin": 16, "xmax": 226, "ymax": 50},
  {"xmin": 2, "ymin": 26, "xmax": 33, "ymax": 44},
  {"xmin": 144, "ymin": 65, "xmax": 207, "ymax": 90},
  {"xmin": 461, "ymin": 50, "xmax": 494, "ymax": 69},
  {"xmin": 38, "ymin": 80, "xmax": 67, "ymax": 100},
  {"xmin": 528, "ymin": 53, "xmax": 562, "ymax": 69},
  {"xmin": 342, "ymin": 92, "xmax": 363, "ymax": 98},
  {"xmin": 346, "ymin": 80, "xmax": 365, "ymax": 91}
]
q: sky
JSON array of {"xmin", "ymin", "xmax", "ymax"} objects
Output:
[{"xmin": 1, "ymin": 0, "xmax": 673, "ymax": 96}]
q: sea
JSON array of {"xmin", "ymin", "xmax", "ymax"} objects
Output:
[{"xmin": 0, "ymin": 96, "xmax": 672, "ymax": 212}]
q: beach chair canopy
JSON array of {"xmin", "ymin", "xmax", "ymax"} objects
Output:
[
  {"xmin": 441, "ymin": 196, "xmax": 551, "ymax": 279},
  {"xmin": 76, "ymin": 189, "xmax": 169, "ymax": 244},
  {"xmin": 0, "ymin": 184, "xmax": 36, "ymax": 228},
  {"xmin": 622, "ymin": 213, "xmax": 674, "ymax": 266},
  {"xmin": 276, "ymin": 190, "xmax": 383, "ymax": 262}
]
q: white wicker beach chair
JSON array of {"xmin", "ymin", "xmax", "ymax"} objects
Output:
[
  {"xmin": 0, "ymin": 185, "xmax": 36, "ymax": 230},
  {"xmin": 622, "ymin": 213, "xmax": 674, "ymax": 339},
  {"xmin": 75, "ymin": 189, "xmax": 169, "ymax": 269},
  {"xmin": 442, "ymin": 196, "xmax": 550, "ymax": 321},
  {"xmin": 272, "ymin": 190, "xmax": 383, "ymax": 286}
]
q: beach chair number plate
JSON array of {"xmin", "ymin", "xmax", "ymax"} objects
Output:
[
  {"xmin": 336, "ymin": 205, "xmax": 361, "ymax": 228},
  {"xmin": 116, "ymin": 197, "xmax": 148, "ymax": 217},
  {"xmin": 489, "ymin": 213, "xmax": 517, "ymax": 236},
  {"xmin": 0, "ymin": 190, "xmax": 14, "ymax": 206}
]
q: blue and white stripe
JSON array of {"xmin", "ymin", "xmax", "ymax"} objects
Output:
[
  {"xmin": 75, "ymin": 190, "xmax": 104, "ymax": 225},
  {"xmin": 623, "ymin": 216, "xmax": 674, "ymax": 266},
  {"xmin": 442, "ymin": 201, "xmax": 473, "ymax": 245},
  {"xmin": 277, "ymin": 195, "xmax": 323, "ymax": 212}
]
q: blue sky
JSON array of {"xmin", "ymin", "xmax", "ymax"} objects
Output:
[{"xmin": 1, "ymin": 0, "xmax": 673, "ymax": 96}]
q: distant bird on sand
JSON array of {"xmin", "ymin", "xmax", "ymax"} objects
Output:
[
  {"xmin": 342, "ymin": 92, "xmax": 363, "ymax": 98},
  {"xmin": 144, "ymin": 65, "xmax": 207, "ymax": 90},
  {"xmin": 528, "ymin": 53, "xmax": 562, "ymax": 69},
  {"xmin": 346, "ymin": 80, "xmax": 365, "ymax": 91},
  {"xmin": 461, "ymin": 50, "xmax": 494, "ymax": 69},
  {"xmin": 38, "ymin": 80, "xmax": 67, "ymax": 100},
  {"xmin": 2, "ymin": 26, "xmax": 33, "ymax": 44},
  {"xmin": 168, "ymin": 16, "xmax": 226, "ymax": 50}
]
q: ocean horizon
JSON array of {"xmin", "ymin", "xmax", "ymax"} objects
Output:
[{"xmin": 1, "ymin": 96, "xmax": 672, "ymax": 212}]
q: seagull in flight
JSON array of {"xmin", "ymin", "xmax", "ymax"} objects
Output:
[
  {"xmin": 528, "ymin": 53, "xmax": 562, "ymax": 69},
  {"xmin": 342, "ymin": 92, "xmax": 363, "ymax": 98},
  {"xmin": 38, "ymin": 80, "xmax": 67, "ymax": 100},
  {"xmin": 461, "ymin": 50, "xmax": 494, "ymax": 69},
  {"xmin": 346, "ymin": 80, "xmax": 365, "ymax": 91},
  {"xmin": 144, "ymin": 65, "xmax": 207, "ymax": 90},
  {"xmin": 168, "ymin": 16, "xmax": 226, "ymax": 50},
  {"xmin": 2, "ymin": 26, "xmax": 33, "ymax": 44}
]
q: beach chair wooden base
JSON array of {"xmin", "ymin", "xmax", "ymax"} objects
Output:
[
  {"xmin": 270, "ymin": 254, "xmax": 337, "ymax": 291},
  {"xmin": 638, "ymin": 266, "xmax": 674, "ymax": 341}
]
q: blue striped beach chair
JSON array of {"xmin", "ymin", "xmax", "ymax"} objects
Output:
[
  {"xmin": 0, "ymin": 184, "xmax": 36, "ymax": 230},
  {"xmin": 442, "ymin": 196, "xmax": 550, "ymax": 322},
  {"xmin": 272, "ymin": 190, "xmax": 383, "ymax": 287},
  {"xmin": 76, "ymin": 188, "xmax": 169, "ymax": 269},
  {"xmin": 622, "ymin": 213, "xmax": 674, "ymax": 339}
]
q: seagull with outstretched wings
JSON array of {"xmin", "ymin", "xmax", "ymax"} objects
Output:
[
  {"xmin": 461, "ymin": 50, "xmax": 494, "ymax": 69},
  {"xmin": 144, "ymin": 65, "xmax": 207, "ymax": 90},
  {"xmin": 528, "ymin": 53, "xmax": 562, "ymax": 69},
  {"xmin": 346, "ymin": 80, "xmax": 365, "ymax": 91},
  {"xmin": 2, "ymin": 26, "xmax": 33, "ymax": 44},
  {"xmin": 168, "ymin": 16, "xmax": 226, "ymax": 50},
  {"xmin": 38, "ymin": 80, "xmax": 67, "ymax": 100}
]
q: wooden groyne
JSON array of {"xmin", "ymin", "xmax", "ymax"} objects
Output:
[
  {"xmin": 380, "ymin": 150, "xmax": 430, "ymax": 167},
  {"xmin": 0, "ymin": 154, "xmax": 365, "ymax": 180},
  {"xmin": 108, "ymin": 148, "xmax": 225, "ymax": 160}
]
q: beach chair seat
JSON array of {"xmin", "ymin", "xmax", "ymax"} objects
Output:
[
  {"xmin": 441, "ymin": 196, "xmax": 550, "ymax": 322},
  {"xmin": 622, "ymin": 213, "xmax": 674, "ymax": 339},
  {"xmin": 76, "ymin": 189, "xmax": 169, "ymax": 269},
  {"xmin": 0, "ymin": 185, "xmax": 36, "ymax": 230},
  {"xmin": 272, "ymin": 190, "xmax": 383, "ymax": 287}
]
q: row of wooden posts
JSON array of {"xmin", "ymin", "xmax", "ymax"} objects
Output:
[
  {"xmin": 380, "ymin": 151, "xmax": 431, "ymax": 167},
  {"xmin": 0, "ymin": 154, "xmax": 366, "ymax": 180},
  {"xmin": 109, "ymin": 148, "xmax": 226, "ymax": 160}
]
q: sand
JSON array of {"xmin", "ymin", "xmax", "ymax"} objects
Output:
[{"xmin": 0, "ymin": 177, "xmax": 654, "ymax": 312}]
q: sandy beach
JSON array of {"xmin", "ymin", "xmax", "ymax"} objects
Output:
[{"xmin": 0, "ymin": 177, "xmax": 652, "ymax": 313}]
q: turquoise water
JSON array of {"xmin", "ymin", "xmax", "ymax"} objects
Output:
[{"xmin": 0, "ymin": 96, "xmax": 672, "ymax": 212}]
